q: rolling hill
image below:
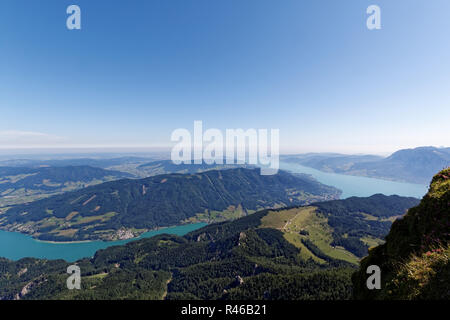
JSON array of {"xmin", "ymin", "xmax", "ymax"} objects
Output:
[
  {"xmin": 0, "ymin": 157, "xmax": 245, "ymax": 179},
  {"xmin": 0, "ymin": 193, "xmax": 419, "ymax": 300},
  {"xmin": 283, "ymin": 146, "xmax": 450, "ymax": 184},
  {"xmin": 136, "ymin": 159, "xmax": 251, "ymax": 177},
  {"xmin": 0, "ymin": 168, "xmax": 341, "ymax": 241},
  {"xmin": 0, "ymin": 166, "xmax": 132, "ymax": 206},
  {"xmin": 0, "ymin": 156, "xmax": 155, "ymax": 169}
]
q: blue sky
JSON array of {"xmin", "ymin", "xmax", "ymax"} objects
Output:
[{"xmin": 0, "ymin": 0, "xmax": 449, "ymax": 154}]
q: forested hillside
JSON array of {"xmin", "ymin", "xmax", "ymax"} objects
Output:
[
  {"xmin": 0, "ymin": 165, "xmax": 131, "ymax": 206},
  {"xmin": 0, "ymin": 168, "xmax": 340, "ymax": 241},
  {"xmin": 0, "ymin": 194, "xmax": 419, "ymax": 300},
  {"xmin": 136, "ymin": 159, "xmax": 251, "ymax": 176}
]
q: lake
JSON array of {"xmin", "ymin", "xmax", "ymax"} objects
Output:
[
  {"xmin": 0, "ymin": 165, "xmax": 428, "ymax": 262},
  {"xmin": 280, "ymin": 162, "xmax": 428, "ymax": 199},
  {"xmin": 0, "ymin": 223, "xmax": 207, "ymax": 262}
]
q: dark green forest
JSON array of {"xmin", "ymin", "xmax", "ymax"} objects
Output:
[
  {"xmin": 0, "ymin": 193, "xmax": 421, "ymax": 300},
  {"xmin": 1, "ymin": 168, "xmax": 340, "ymax": 241},
  {"xmin": 0, "ymin": 165, "xmax": 131, "ymax": 193},
  {"xmin": 314, "ymin": 194, "xmax": 419, "ymax": 257}
]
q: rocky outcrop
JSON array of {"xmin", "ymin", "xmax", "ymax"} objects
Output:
[{"xmin": 352, "ymin": 168, "xmax": 450, "ymax": 300}]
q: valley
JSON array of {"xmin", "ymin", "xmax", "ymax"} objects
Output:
[
  {"xmin": 0, "ymin": 192, "xmax": 420, "ymax": 300},
  {"xmin": 2, "ymin": 0, "xmax": 449, "ymax": 303},
  {"xmin": 0, "ymin": 168, "xmax": 340, "ymax": 242},
  {"xmin": 0, "ymin": 154, "xmax": 446, "ymax": 301}
]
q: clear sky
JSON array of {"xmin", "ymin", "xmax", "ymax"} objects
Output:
[{"xmin": 0, "ymin": 0, "xmax": 449, "ymax": 155}]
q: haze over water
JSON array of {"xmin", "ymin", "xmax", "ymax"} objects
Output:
[{"xmin": 280, "ymin": 162, "xmax": 428, "ymax": 199}]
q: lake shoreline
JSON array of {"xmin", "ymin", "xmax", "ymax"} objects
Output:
[
  {"xmin": 0, "ymin": 165, "xmax": 427, "ymax": 261},
  {"xmin": 0, "ymin": 222, "xmax": 208, "ymax": 244},
  {"xmin": 280, "ymin": 162, "xmax": 427, "ymax": 199},
  {"xmin": 0, "ymin": 222, "xmax": 208, "ymax": 262},
  {"xmin": 282, "ymin": 160, "xmax": 429, "ymax": 185}
]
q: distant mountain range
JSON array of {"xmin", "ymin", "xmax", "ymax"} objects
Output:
[
  {"xmin": 0, "ymin": 193, "xmax": 419, "ymax": 300},
  {"xmin": 0, "ymin": 157, "xmax": 154, "ymax": 169},
  {"xmin": 136, "ymin": 159, "xmax": 251, "ymax": 176},
  {"xmin": 0, "ymin": 158, "xmax": 249, "ymax": 179},
  {"xmin": 3, "ymin": 145, "xmax": 447, "ymax": 184},
  {"xmin": 0, "ymin": 168, "xmax": 341, "ymax": 241},
  {"xmin": 0, "ymin": 159, "xmax": 250, "ymax": 206},
  {"xmin": 282, "ymin": 146, "xmax": 450, "ymax": 184},
  {"xmin": 0, "ymin": 166, "xmax": 132, "ymax": 206}
]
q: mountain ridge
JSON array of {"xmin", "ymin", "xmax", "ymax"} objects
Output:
[
  {"xmin": 0, "ymin": 193, "xmax": 420, "ymax": 300},
  {"xmin": 0, "ymin": 165, "xmax": 132, "ymax": 207},
  {"xmin": 0, "ymin": 168, "xmax": 340, "ymax": 241},
  {"xmin": 283, "ymin": 146, "xmax": 450, "ymax": 184}
]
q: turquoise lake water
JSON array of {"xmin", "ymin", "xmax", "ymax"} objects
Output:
[
  {"xmin": 0, "ymin": 164, "xmax": 428, "ymax": 262},
  {"xmin": 0, "ymin": 223, "xmax": 207, "ymax": 262},
  {"xmin": 280, "ymin": 162, "xmax": 428, "ymax": 199}
]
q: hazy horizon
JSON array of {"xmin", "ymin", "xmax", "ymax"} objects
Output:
[
  {"xmin": 0, "ymin": 145, "xmax": 448, "ymax": 160},
  {"xmin": 1, "ymin": 1, "xmax": 449, "ymax": 155}
]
